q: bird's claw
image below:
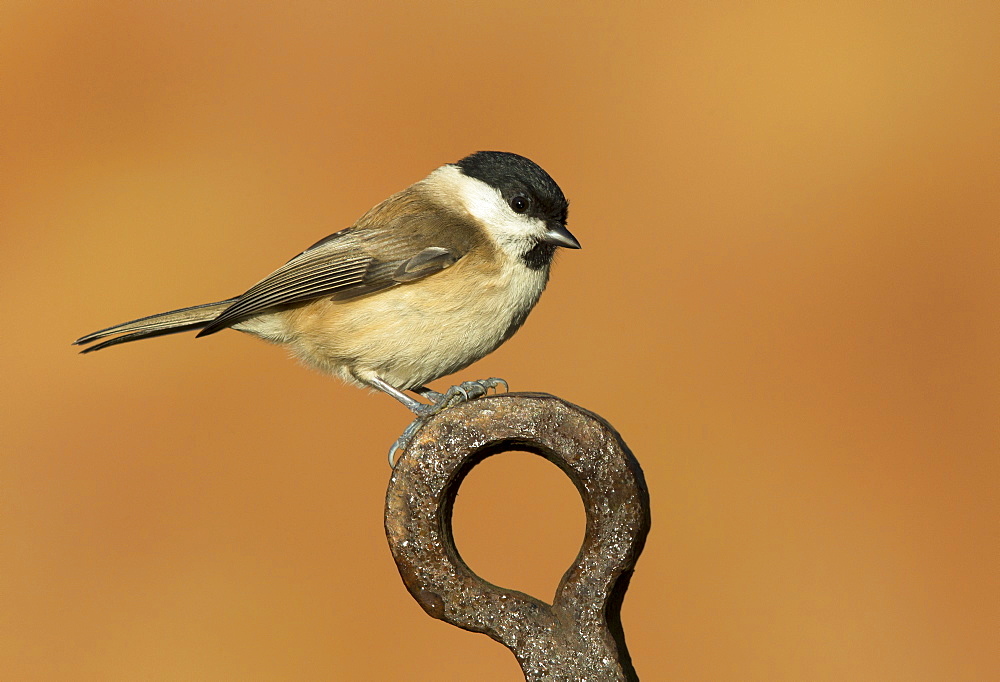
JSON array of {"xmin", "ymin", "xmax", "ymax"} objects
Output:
[
  {"xmin": 388, "ymin": 418, "xmax": 426, "ymax": 466},
  {"xmin": 415, "ymin": 377, "xmax": 508, "ymax": 417},
  {"xmin": 388, "ymin": 378, "xmax": 508, "ymax": 466}
]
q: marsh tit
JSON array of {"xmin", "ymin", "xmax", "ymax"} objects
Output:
[{"xmin": 75, "ymin": 151, "xmax": 580, "ymax": 456}]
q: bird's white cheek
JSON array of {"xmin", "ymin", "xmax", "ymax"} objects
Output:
[
  {"xmin": 460, "ymin": 180, "xmax": 508, "ymax": 227},
  {"xmin": 449, "ymin": 170, "xmax": 543, "ymax": 241},
  {"xmin": 491, "ymin": 217, "xmax": 549, "ymax": 260}
]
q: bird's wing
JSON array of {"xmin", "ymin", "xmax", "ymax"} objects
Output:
[{"xmin": 197, "ymin": 190, "xmax": 478, "ymax": 336}]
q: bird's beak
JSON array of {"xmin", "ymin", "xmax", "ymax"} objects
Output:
[{"xmin": 540, "ymin": 224, "xmax": 582, "ymax": 249}]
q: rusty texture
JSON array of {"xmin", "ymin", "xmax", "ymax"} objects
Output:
[{"xmin": 384, "ymin": 393, "xmax": 650, "ymax": 681}]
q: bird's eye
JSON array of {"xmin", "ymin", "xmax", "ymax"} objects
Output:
[{"xmin": 509, "ymin": 195, "xmax": 530, "ymax": 214}]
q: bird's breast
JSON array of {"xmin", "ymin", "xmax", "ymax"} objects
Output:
[{"xmin": 256, "ymin": 254, "xmax": 549, "ymax": 389}]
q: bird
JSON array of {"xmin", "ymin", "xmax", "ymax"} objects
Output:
[{"xmin": 75, "ymin": 151, "xmax": 580, "ymax": 459}]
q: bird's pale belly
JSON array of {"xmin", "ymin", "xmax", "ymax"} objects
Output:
[{"xmin": 236, "ymin": 257, "xmax": 548, "ymax": 390}]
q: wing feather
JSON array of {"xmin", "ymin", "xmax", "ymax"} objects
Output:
[{"xmin": 197, "ymin": 188, "xmax": 480, "ymax": 336}]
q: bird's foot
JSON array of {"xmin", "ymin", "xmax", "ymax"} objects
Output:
[
  {"xmin": 388, "ymin": 378, "xmax": 508, "ymax": 466},
  {"xmin": 413, "ymin": 377, "xmax": 508, "ymax": 415},
  {"xmin": 388, "ymin": 418, "xmax": 428, "ymax": 466}
]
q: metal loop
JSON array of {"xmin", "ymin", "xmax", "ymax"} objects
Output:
[{"xmin": 385, "ymin": 393, "xmax": 650, "ymax": 681}]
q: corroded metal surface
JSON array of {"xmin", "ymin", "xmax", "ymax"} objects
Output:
[{"xmin": 385, "ymin": 393, "xmax": 650, "ymax": 681}]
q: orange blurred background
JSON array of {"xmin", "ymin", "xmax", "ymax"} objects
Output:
[{"xmin": 2, "ymin": 1, "xmax": 997, "ymax": 679}]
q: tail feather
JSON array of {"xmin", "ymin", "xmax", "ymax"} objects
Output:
[{"xmin": 74, "ymin": 299, "xmax": 237, "ymax": 352}]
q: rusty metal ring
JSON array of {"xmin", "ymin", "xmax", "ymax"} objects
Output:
[{"xmin": 385, "ymin": 393, "xmax": 650, "ymax": 681}]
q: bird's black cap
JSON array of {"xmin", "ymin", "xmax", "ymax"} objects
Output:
[{"xmin": 455, "ymin": 151, "xmax": 569, "ymax": 227}]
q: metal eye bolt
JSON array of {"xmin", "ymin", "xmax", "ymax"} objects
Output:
[{"xmin": 385, "ymin": 393, "xmax": 651, "ymax": 681}]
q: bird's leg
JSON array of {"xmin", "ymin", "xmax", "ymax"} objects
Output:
[
  {"xmin": 370, "ymin": 377, "xmax": 509, "ymax": 465},
  {"xmin": 369, "ymin": 377, "xmax": 432, "ymax": 415}
]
